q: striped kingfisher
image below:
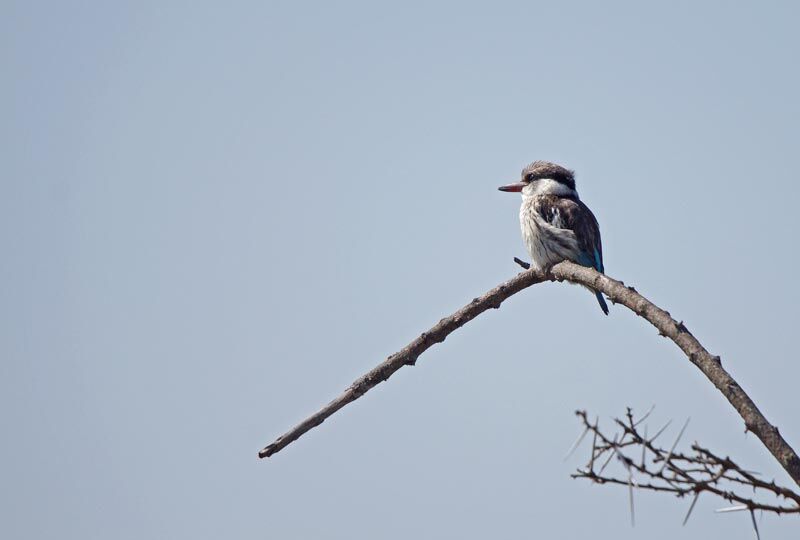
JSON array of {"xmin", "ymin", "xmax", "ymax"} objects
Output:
[{"xmin": 499, "ymin": 160, "xmax": 609, "ymax": 315}]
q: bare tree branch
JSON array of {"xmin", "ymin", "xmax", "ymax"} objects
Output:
[
  {"xmin": 258, "ymin": 265, "xmax": 548, "ymax": 458},
  {"xmin": 546, "ymin": 262, "xmax": 800, "ymax": 487},
  {"xmin": 258, "ymin": 261, "xmax": 800, "ymax": 490},
  {"xmin": 571, "ymin": 409, "xmax": 800, "ymax": 520}
]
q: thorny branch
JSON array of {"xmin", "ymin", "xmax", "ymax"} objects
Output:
[
  {"xmin": 258, "ymin": 261, "xmax": 800, "ymax": 492},
  {"xmin": 570, "ymin": 408, "xmax": 800, "ymax": 536}
]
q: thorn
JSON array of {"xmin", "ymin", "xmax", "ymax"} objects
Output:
[
  {"xmin": 750, "ymin": 509, "xmax": 761, "ymax": 540},
  {"xmin": 513, "ymin": 257, "xmax": 531, "ymax": 270},
  {"xmin": 641, "ymin": 425, "xmax": 648, "ymax": 468},
  {"xmin": 628, "ymin": 471, "xmax": 635, "ymax": 527},
  {"xmin": 683, "ymin": 491, "xmax": 700, "ymax": 526},
  {"xmin": 712, "ymin": 355, "xmax": 722, "ymax": 365},
  {"xmin": 633, "ymin": 405, "xmax": 656, "ymax": 427},
  {"xmin": 607, "ymin": 442, "xmax": 636, "ymax": 528},
  {"xmin": 650, "ymin": 419, "xmax": 673, "ymax": 444},
  {"xmin": 659, "ymin": 417, "xmax": 690, "ymax": 474},
  {"xmin": 564, "ymin": 426, "xmax": 590, "ymax": 461},
  {"xmin": 715, "ymin": 505, "xmax": 748, "ymax": 513},
  {"xmin": 598, "ymin": 435, "xmax": 619, "ymax": 475}
]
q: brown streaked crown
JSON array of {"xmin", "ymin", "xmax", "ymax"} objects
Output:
[{"xmin": 521, "ymin": 161, "xmax": 576, "ymax": 190}]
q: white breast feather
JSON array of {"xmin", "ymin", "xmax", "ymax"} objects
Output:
[{"xmin": 519, "ymin": 198, "xmax": 580, "ymax": 271}]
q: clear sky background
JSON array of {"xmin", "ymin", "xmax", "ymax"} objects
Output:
[{"xmin": 2, "ymin": 1, "xmax": 799, "ymax": 539}]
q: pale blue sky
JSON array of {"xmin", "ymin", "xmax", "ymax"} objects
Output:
[{"xmin": 2, "ymin": 1, "xmax": 799, "ymax": 538}]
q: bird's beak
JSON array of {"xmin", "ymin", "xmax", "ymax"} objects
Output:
[{"xmin": 498, "ymin": 182, "xmax": 526, "ymax": 193}]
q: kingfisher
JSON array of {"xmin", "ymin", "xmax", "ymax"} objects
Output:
[{"xmin": 498, "ymin": 160, "xmax": 609, "ymax": 315}]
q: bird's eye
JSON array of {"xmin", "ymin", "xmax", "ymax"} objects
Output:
[{"xmin": 524, "ymin": 174, "xmax": 534, "ymax": 183}]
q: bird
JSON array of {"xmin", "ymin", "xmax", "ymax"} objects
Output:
[{"xmin": 498, "ymin": 160, "xmax": 609, "ymax": 315}]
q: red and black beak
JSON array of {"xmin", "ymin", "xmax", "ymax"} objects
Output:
[{"xmin": 498, "ymin": 182, "xmax": 526, "ymax": 193}]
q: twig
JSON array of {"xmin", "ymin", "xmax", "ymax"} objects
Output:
[
  {"xmin": 572, "ymin": 409, "xmax": 800, "ymax": 519},
  {"xmin": 258, "ymin": 261, "xmax": 800, "ymax": 491}
]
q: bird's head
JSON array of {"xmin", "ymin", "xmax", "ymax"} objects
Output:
[{"xmin": 498, "ymin": 161, "xmax": 576, "ymax": 197}]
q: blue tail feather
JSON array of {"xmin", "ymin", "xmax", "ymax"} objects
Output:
[
  {"xmin": 595, "ymin": 291, "xmax": 609, "ymax": 315},
  {"xmin": 577, "ymin": 249, "xmax": 609, "ymax": 315},
  {"xmin": 593, "ymin": 248, "xmax": 604, "ymax": 273},
  {"xmin": 592, "ymin": 248, "xmax": 608, "ymax": 314}
]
